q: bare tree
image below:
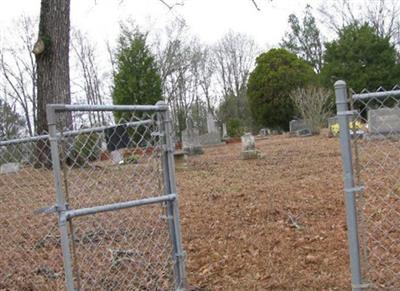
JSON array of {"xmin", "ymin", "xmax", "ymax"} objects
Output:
[
  {"xmin": 197, "ymin": 45, "xmax": 215, "ymax": 113},
  {"xmin": 213, "ymin": 31, "xmax": 258, "ymax": 122},
  {"xmin": 319, "ymin": 0, "xmax": 400, "ymax": 43},
  {"xmin": 289, "ymin": 86, "xmax": 332, "ymax": 134},
  {"xmin": 155, "ymin": 19, "xmax": 212, "ymax": 137},
  {"xmin": 0, "ymin": 15, "xmax": 38, "ymax": 136},
  {"xmin": 71, "ymin": 29, "xmax": 107, "ymax": 126}
]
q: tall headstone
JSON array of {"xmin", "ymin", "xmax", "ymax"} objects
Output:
[
  {"xmin": 182, "ymin": 116, "xmax": 204, "ymax": 155},
  {"xmin": 199, "ymin": 112, "xmax": 222, "ymax": 146},
  {"xmin": 207, "ymin": 112, "xmax": 218, "ymax": 133},
  {"xmin": 222, "ymin": 123, "xmax": 228, "ymax": 139}
]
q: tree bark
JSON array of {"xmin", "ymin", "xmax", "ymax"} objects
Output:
[{"xmin": 35, "ymin": 0, "xmax": 72, "ymax": 167}]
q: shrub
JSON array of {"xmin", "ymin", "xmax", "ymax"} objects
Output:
[
  {"xmin": 69, "ymin": 132, "xmax": 101, "ymax": 166},
  {"xmin": 289, "ymin": 86, "xmax": 333, "ymax": 134},
  {"xmin": 227, "ymin": 118, "xmax": 245, "ymax": 137}
]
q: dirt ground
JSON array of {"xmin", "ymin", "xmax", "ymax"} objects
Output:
[
  {"xmin": 177, "ymin": 134, "xmax": 352, "ymax": 290},
  {"xmin": 2, "ymin": 133, "xmax": 388, "ymax": 290}
]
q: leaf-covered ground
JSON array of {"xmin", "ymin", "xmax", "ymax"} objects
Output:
[{"xmin": 177, "ymin": 134, "xmax": 351, "ymax": 290}]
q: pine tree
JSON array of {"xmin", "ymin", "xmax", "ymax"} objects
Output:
[{"xmin": 112, "ymin": 27, "xmax": 162, "ymax": 122}]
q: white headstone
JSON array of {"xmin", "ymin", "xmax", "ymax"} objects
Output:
[
  {"xmin": 0, "ymin": 162, "xmax": 21, "ymax": 174},
  {"xmin": 207, "ymin": 112, "xmax": 218, "ymax": 133},
  {"xmin": 240, "ymin": 133, "xmax": 260, "ymax": 160},
  {"xmin": 222, "ymin": 123, "xmax": 228, "ymax": 138},
  {"xmin": 110, "ymin": 150, "xmax": 124, "ymax": 164},
  {"xmin": 241, "ymin": 133, "xmax": 256, "ymax": 151},
  {"xmin": 259, "ymin": 128, "xmax": 271, "ymax": 136}
]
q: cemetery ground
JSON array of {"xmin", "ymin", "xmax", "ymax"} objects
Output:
[
  {"xmin": 179, "ymin": 133, "xmax": 351, "ymax": 290},
  {"xmin": 3, "ymin": 132, "xmax": 395, "ymax": 290}
]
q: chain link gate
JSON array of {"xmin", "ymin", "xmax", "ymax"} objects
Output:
[
  {"xmin": 0, "ymin": 102, "xmax": 186, "ymax": 290},
  {"xmin": 335, "ymin": 81, "xmax": 400, "ymax": 291}
]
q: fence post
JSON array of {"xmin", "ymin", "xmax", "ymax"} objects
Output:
[
  {"xmin": 47, "ymin": 105, "xmax": 75, "ymax": 291},
  {"xmin": 156, "ymin": 101, "xmax": 187, "ymax": 290},
  {"xmin": 334, "ymin": 80, "xmax": 363, "ymax": 291}
]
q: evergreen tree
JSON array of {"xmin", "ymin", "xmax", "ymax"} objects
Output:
[
  {"xmin": 247, "ymin": 48, "xmax": 316, "ymax": 130},
  {"xmin": 0, "ymin": 99, "xmax": 25, "ymax": 140},
  {"xmin": 321, "ymin": 23, "xmax": 399, "ymax": 92},
  {"xmin": 281, "ymin": 5, "xmax": 323, "ymax": 73},
  {"xmin": 112, "ymin": 27, "xmax": 162, "ymax": 121}
]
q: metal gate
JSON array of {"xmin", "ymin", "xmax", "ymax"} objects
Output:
[
  {"xmin": 335, "ymin": 81, "xmax": 400, "ymax": 290},
  {"xmin": 0, "ymin": 102, "xmax": 186, "ymax": 290}
]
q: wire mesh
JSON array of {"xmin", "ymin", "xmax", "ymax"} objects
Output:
[
  {"xmin": 350, "ymin": 85, "xmax": 400, "ymax": 290},
  {"xmin": 53, "ymin": 107, "xmax": 176, "ymax": 290},
  {"xmin": 0, "ymin": 105, "xmax": 180, "ymax": 290},
  {"xmin": 0, "ymin": 136, "xmax": 64, "ymax": 290}
]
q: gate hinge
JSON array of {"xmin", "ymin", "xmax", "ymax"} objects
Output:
[{"xmin": 344, "ymin": 186, "xmax": 365, "ymax": 194}]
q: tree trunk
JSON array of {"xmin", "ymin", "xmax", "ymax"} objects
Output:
[{"xmin": 35, "ymin": 0, "xmax": 72, "ymax": 167}]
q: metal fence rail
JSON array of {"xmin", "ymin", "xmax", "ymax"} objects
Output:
[
  {"xmin": 0, "ymin": 102, "xmax": 186, "ymax": 290},
  {"xmin": 335, "ymin": 81, "xmax": 400, "ymax": 290}
]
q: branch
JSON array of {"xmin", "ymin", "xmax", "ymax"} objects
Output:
[
  {"xmin": 158, "ymin": 0, "xmax": 184, "ymax": 10},
  {"xmin": 251, "ymin": 0, "xmax": 261, "ymax": 11}
]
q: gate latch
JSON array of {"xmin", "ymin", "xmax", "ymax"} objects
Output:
[
  {"xmin": 344, "ymin": 186, "xmax": 365, "ymax": 194},
  {"xmin": 34, "ymin": 204, "xmax": 69, "ymax": 215},
  {"xmin": 337, "ymin": 110, "xmax": 359, "ymax": 117}
]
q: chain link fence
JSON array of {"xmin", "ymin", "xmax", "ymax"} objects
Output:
[
  {"xmin": 0, "ymin": 135, "xmax": 63, "ymax": 290},
  {"xmin": 0, "ymin": 102, "xmax": 186, "ymax": 290},
  {"xmin": 335, "ymin": 81, "xmax": 400, "ymax": 290}
]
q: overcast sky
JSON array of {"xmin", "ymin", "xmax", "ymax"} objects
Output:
[{"xmin": 0, "ymin": 0, "xmax": 331, "ymax": 49}]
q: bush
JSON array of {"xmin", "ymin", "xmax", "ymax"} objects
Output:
[
  {"xmin": 69, "ymin": 132, "xmax": 101, "ymax": 166},
  {"xmin": 227, "ymin": 118, "xmax": 245, "ymax": 137},
  {"xmin": 289, "ymin": 86, "xmax": 333, "ymax": 134}
]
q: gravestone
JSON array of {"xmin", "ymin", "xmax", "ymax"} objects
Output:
[
  {"xmin": 104, "ymin": 125, "xmax": 130, "ymax": 151},
  {"xmin": 104, "ymin": 125, "xmax": 130, "ymax": 164},
  {"xmin": 182, "ymin": 116, "xmax": 204, "ymax": 155},
  {"xmin": 259, "ymin": 128, "xmax": 271, "ymax": 136},
  {"xmin": 0, "ymin": 162, "xmax": 21, "ymax": 174},
  {"xmin": 110, "ymin": 150, "xmax": 124, "ymax": 164},
  {"xmin": 368, "ymin": 108, "xmax": 400, "ymax": 135},
  {"xmin": 199, "ymin": 113, "xmax": 222, "ymax": 146},
  {"xmin": 199, "ymin": 132, "xmax": 222, "ymax": 146},
  {"xmin": 289, "ymin": 119, "xmax": 312, "ymax": 136},
  {"xmin": 222, "ymin": 123, "xmax": 228, "ymax": 139},
  {"xmin": 207, "ymin": 112, "xmax": 218, "ymax": 133},
  {"xmin": 240, "ymin": 133, "xmax": 260, "ymax": 160},
  {"xmin": 295, "ymin": 128, "xmax": 312, "ymax": 136},
  {"xmin": 174, "ymin": 150, "xmax": 188, "ymax": 170}
]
